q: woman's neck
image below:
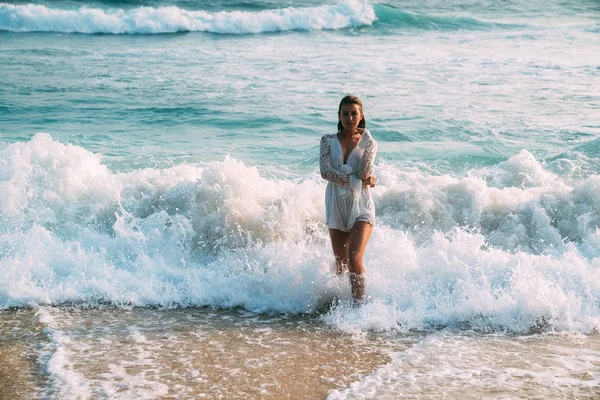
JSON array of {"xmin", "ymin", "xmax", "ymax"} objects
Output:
[{"xmin": 339, "ymin": 129, "xmax": 357, "ymax": 138}]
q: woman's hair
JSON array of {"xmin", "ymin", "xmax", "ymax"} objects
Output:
[{"xmin": 337, "ymin": 95, "xmax": 366, "ymax": 132}]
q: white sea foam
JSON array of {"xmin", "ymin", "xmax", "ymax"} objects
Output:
[
  {"xmin": 35, "ymin": 306, "xmax": 169, "ymax": 398},
  {"xmin": 1, "ymin": 133, "xmax": 600, "ymax": 334},
  {"xmin": 0, "ymin": 1, "xmax": 376, "ymax": 34},
  {"xmin": 36, "ymin": 307, "xmax": 92, "ymax": 398}
]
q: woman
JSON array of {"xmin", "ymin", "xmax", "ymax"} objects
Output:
[{"xmin": 319, "ymin": 95, "xmax": 377, "ymax": 302}]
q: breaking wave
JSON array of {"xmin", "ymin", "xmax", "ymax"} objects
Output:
[
  {"xmin": 1, "ymin": 133, "xmax": 600, "ymax": 333},
  {"xmin": 0, "ymin": 1, "xmax": 376, "ymax": 34}
]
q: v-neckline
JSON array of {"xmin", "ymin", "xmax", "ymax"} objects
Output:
[{"xmin": 336, "ymin": 134, "xmax": 358, "ymax": 165}]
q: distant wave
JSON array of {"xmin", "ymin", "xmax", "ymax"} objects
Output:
[
  {"xmin": 0, "ymin": 1, "xmax": 376, "ymax": 34},
  {"xmin": 0, "ymin": 2, "xmax": 527, "ymax": 35}
]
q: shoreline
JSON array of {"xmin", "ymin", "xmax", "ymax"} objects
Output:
[{"xmin": 2, "ymin": 306, "xmax": 599, "ymax": 398}]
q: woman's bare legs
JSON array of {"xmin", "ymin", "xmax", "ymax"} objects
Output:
[
  {"xmin": 329, "ymin": 228, "xmax": 349, "ymax": 275},
  {"xmin": 347, "ymin": 221, "xmax": 373, "ymax": 301},
  {"xmin": 329, "ymin": 222, "xmax": 374, "ymax": 301}
]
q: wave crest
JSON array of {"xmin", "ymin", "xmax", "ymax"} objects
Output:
[{"xmin": 0, "ymin": 1, "xmax": 376, "ymax": 34}]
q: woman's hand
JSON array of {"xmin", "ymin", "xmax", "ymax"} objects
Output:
[{"xmin": 362, "ymin": 176, "xmax": 376, "ymax": 187}]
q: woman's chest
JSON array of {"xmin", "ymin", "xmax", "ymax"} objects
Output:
[{"xmin": 333, "ymin": 137, "xmax": 363, "ymax": 166}]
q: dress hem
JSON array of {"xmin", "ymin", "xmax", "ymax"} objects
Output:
[{"xmin": 327, "ymin": 218, "xmax": 375, "ymax": 232}]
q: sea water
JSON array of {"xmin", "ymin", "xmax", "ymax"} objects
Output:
[{"xmin": 1, "ymin": 0, "xmax": 600, "ymax": 398}]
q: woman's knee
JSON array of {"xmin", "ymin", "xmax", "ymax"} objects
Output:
[{"xmin": 348, "ymin": 254, "xmax": 365, "ymax": 273}]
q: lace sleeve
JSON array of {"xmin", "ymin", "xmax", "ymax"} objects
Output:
[
  {"xmin": 319, "ymin": 135, "xmax": 350, "ymax": 185},
  {"xmin": 357, "ymin": 139, "xmax": 377, "ymax": 179}
]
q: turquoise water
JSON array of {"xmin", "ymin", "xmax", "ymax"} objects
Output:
[
  {"xmin": 1, "ymin": 0, "xmax": 600, "ymax": 397},
  {"xmin": 2, "ymin": 1, "xmax": 598, "ymax": 173}
]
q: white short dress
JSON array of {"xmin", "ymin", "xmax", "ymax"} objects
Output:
[{"xmin": 319, "ymin": 130, "xmax": 377, "ymax": 232}]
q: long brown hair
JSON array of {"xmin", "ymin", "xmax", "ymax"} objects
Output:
[{"xmin": 337, "ymin": 95, "xmax": 366, "ymax": 133}]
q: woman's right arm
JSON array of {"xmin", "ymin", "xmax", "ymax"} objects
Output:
[
  {"xmin": 357, "ymin": 139, "xmax": 377, "ymax": 180},
  {"xmin": 320, "ymin": 135, "xmax": 350, "ymax": 185}
]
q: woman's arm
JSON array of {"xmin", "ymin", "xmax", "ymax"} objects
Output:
[
  {"xmin": 358, "ymin": 139, "xmax": 377, "ymax": 179},
  {"xmin": 320, "ymin": 135, "xmax": 350, "ymax": 185}
]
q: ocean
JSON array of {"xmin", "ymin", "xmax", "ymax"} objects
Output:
[{"xmin": 1, "ymin": 0, "xmax": 600, "ymax": 398}]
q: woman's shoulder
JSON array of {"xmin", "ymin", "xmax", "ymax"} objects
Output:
[
  {"xmin": 358, "ymin": 129, "xmax": 376, "ymax": 146},
  {"xmin": 320, "ymin": 133, "xmax": 337, "ymax": 141},
  {"xmin": 362, "ymin": 129, "xmax": 374, "ymax": 139}
]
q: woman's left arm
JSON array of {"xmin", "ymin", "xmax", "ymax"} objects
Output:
[{"xmin": 358, "ymin": 139, "xmax": 377, "ymax": 179}]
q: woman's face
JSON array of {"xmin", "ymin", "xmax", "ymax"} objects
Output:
[{"xmin": 338, "ymin": 103, "xmax": 362, "ymax": 132}]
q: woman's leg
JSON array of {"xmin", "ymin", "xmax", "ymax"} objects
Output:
[
  {"xmin": 347, "ymin": 221, "xmax": 374, "ymax": 301},
  {"xmin": 329, "ymin": 228, "xmax": 350, "ymax": 275}
]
